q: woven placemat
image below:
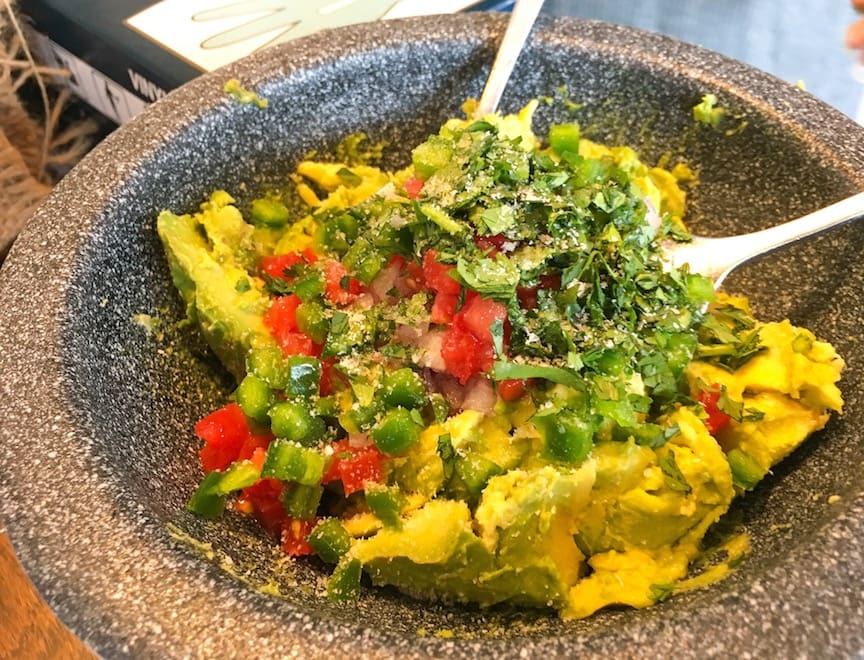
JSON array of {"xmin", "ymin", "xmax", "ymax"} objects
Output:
[{"xmin": 0, "ymin": 1, "xmax": 97, "ymax": 260}]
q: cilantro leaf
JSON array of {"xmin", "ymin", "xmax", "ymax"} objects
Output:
[
  {"xmin": 456, "ymin": 254, "xmax": 520, "ymax": 301},
  {"xmin": 262, "ymin": 273, "xmax": 293, "ymax": 296},
  {"xmin": 659, "ymin": 451, "xmax": 692, "ymax": 494},
  {"xmin": 436, "ymin": 433, "xmax": 455, "ymax": 484},
  {"xmin": 491, "ymin": 361, "xmax": 583, "ymax": 389},
  {"xmin": 716, "ymin": 387, "xmax": 744, "ymax": 421},
  {"xmin": 480, "ymin": 205, "xmax": 517, "ymax": 234}
]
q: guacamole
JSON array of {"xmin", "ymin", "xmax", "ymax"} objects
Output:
[{"xmin": 158, "ymin": 101, "xmax": 844, "ymax": 619}]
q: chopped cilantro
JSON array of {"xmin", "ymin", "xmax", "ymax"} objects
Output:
[
  {"xmin": 716, "ymin": 387, "xmax": 744, "ymax": 421},
  {"xmin": 659, "ymin": 451, "xmax": 692, "ymax": 494},
  {"xmin": 436, "ymin": 433, "xmax": 455, "ymax": 484},
  {"xmin": 480, "ymin": 205, "xmax": 517, "ymax": 234},
  {"xmin": 491, "ymin": 361, "xmax": 583, "ymax": 389},
  {"xmin": 696, "ymin": 304, "xmax": 765, "ymax": 371},
  {"xmin": 262, "ymin": 273, "xmax": 293, "ymax": 296},
  {"xmin": 455, "ymin": 255, "xmax": 520, "ymax": 301}
]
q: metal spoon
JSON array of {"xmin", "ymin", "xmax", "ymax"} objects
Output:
[
  {"xmin": 474, "ymin": 0, "xmax": 546, "ymax": 117},
  {"xmin": 664, "ymin": 191, "xmax": 864, "ymax": 287}
]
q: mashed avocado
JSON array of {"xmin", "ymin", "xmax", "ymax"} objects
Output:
[{"xmin": 158, "ymin": 101, "xmax": 844, "ymax": 620}]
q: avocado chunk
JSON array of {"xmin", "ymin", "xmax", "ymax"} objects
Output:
[
  {"xmin": 349, "ymin": 464, "xmax": 595, "ymax": 609},
  {"xmin": 157, "ymin": 191, "xmax": 275, "ymax": 380},
  {"xmin": 577, "ymin": 408, "xmax": 734, "ymax": 555}
]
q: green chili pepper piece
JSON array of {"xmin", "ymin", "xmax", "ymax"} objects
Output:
[
  {"xmin": 260, "ymin": 439, "xmax": 326, "ymax": 485},
  {"xmin": 295, "ymin": 301, "xmax": 329, "ymax": 344},
  {"xmin": 282, "ymin": 483, "xmax": 324, "ymax": 520},
  {"xmin": 327, "ymin": 557, "xmax": 362, "ymax": 602},
  {"xmin": 235, "ymin": 374, "xmax": 273, "ymax": 423},
  {"xmin": 548, "ymin": 123, "xmax": 581, "ymax": 155},
  {"xmin": 285, "ymin": 356, "xmax": 322, "ymax": 397},
  {"xmin": 269, "ymin": 400, "xmax": 325, "ymax": 445},
  {"xmin": 727, "ymin": 448, "xmax": 765, "ymax": 490},
  {"xmin": 250, "ymin": 198, "xmax": 290, "ymax": 228},
  {"xmin": 342, "ymin": 236, "xmax": 388, "ymax": 285},
  {"xmin": 308, "ymin": 518, "xmax": 352, "ymax": 564},
  {"xmin": 364, "ymin": 483, "xmax": 407, "ymax": 529},
  {"xmin": 370, "ymin": 407, "xmax": 422, "ymax": 455},
  {"xmin": 247, "ymin": 347, "xmax": 290, "ymax": 390},
  {"xmin": 187, "ymin": 460, "xmax": 261, "ymax": 519},
  {"xmin": 381, "ymin": 368, "xmax": 427, "ymax": 409},
  {"xmin": 455, "ymin": 454, "xmax": 503, "ymax": 500}
]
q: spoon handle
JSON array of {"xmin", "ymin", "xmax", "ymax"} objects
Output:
[
  {"xmin": 474, "ymin": 0, "xmax": 546, "ymax": 117},
  {"xmin": 670, "ymin": 190, "xmax": 864, "ymax": 286}
]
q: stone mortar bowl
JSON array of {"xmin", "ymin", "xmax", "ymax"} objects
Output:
[{"xmin": 1, "ymin": 13, "xmax": 863, "ymax": 658}]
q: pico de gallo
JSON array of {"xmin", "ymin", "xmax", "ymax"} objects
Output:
[{"xmin": 157, "ymin": 99, "xmax": 844, "ymax": 619}]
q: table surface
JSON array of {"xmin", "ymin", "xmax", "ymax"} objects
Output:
[{"xmin": 0, "ymin": 532, "xmax": 92, "ymax": 659}]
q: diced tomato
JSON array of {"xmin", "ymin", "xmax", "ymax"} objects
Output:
[
  {"xmin": 198, "ymin": 443, "xmax": 238, "ymax": 473},
  {"xmin": 322, "ymin": 440, "xmax": 384, "ymax": 496},
  {"xmin": 259, "ymin": 248, "xmax": 318, "ymax": 280},
  {"xmin": 318, "ymin": 357, "xmax": 335, "ymax": 396},
  {"xmin": 697, "ymin": 386, "xmax": 732, "ymax": 435},
  {"xmin": 233, "ymin": 497, "xmax": 255, "ymax": 515},
  {"xmin": 473, "ymin": 233, "xmax": 508, "ymax": 256},
  {"xmin": 263, "ymin": 294, "xmax": 321, "ymax": 356},
  {"xmin": 439, "ymin": 293, "xmax": 508, "ymax": 383},
  {"xmin": 323, "ymin": 260, "xmax": 362, "ymax": 305},
  {"xmin": 281, "ymin": 518, "xmax": 316, "ymax": 556},
  {"xmin": 430, "ymin": 291, "xmax": 459, "ymax": 324},
  {"xmin": 441, "ymin": 324, "xmax": 494, "ymax": 384},
  {"xmin": 517, "ymin": 286, "xmax": 538, "ymax": 310},
  {"xmin": 194, "ymin": 403, "xmax": 256, "ymax": 472},
  {"xmin": 388, "ymin": 254, "xmax": 407, "ymax": 268},
  {"xmin": 264, "ymin": 294, "xmax": 301, "ymax": 334},
  {"xmin": 404, "ymin": 259, "xmax": 424, "ymax": 292},
  {"xmin": 458, "ymin": 294, "xmax": 508, "ymax": 345},
  {"xmin": 421, "ymin": 250, "xmax": 461, "ymax": 295},
  {"xmin": 260, "ymin": 253, "xmax": 303, "ymax": 280},
  {"xmin": 194, "ymin": 402, "xmax": 250, "ymax": 452},
  {"xmin": 381, "ymin": 254, "xmax": 424, "ymax": 295},
  {"xmin": 237, "ymin": 432, "xmax": 274, "ymax": 462},
  {"xmin": 404, "ymin": 176, "xmax": 424, "ymax": 199},
  {"xmin": 497, "ymin": 379, "xmax": 527, "ymax": 402},
  {"xmin": 241, "ymin": 477, "xmax": 285, "ymax": 536},
  {"xmin": 277, "ymin": 331, "xmax": 319, "ymax": 357}
]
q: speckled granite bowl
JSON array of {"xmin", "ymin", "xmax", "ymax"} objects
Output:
[{"xmin": 1, "ymin": 13, "xmax": 863, "ymax": 658}]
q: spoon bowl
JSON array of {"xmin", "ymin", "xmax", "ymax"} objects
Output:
[{"xmin": 665, "ymin": 190, "xmax": 864, "ymax": 287}]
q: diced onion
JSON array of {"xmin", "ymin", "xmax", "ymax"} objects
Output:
[
  {"xmin": 348, "ymin": 433, "xmax": 372, "ymax": 448},
  {"xmin": 415, "ymin": 330, "xmax": 446, "ymax": 371},
  {"xmin": 460, "ymin": 376, "xmax": 496, "ymax": 415},
  {"xmin": 369, "ymin": 261, "xmax": 401, "ymax": 301}
]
